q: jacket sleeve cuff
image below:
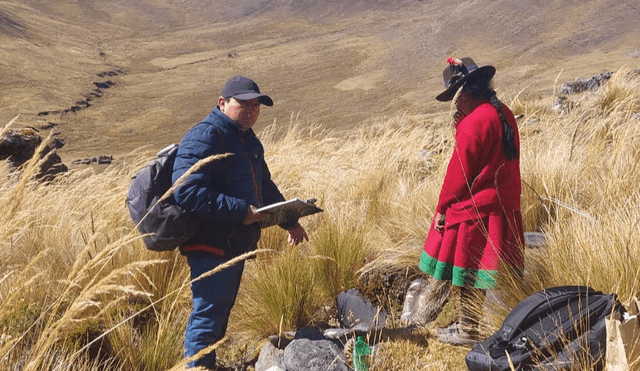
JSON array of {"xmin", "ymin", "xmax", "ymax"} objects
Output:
[
  {"xmin": 230, "ymin": 198, "xmax": 250, "ymax": 223},
  {"xmin": 279, "ymin": 218, "xmax": 299, "ymax": 231}
]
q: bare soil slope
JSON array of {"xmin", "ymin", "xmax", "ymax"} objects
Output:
[{"xmin": 1, "ymin": 0, "xmax": 639, "ymax": 160}]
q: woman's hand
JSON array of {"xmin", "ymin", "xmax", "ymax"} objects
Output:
[{"xmin": 434, "ymin": 212, "xmax": 446, "ymax": 232}]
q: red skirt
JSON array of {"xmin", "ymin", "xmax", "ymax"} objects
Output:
[{"xmin": 419, "ymin": 209, "xmax": 525, "ymax": 289}]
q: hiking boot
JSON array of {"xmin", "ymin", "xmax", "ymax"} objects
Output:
[{"xmin": 435, "ymin": 321, "xmax": 479, "ymax": 346}]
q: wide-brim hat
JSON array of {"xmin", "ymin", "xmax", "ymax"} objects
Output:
[
  {"xmin": 435, "ymin": 57, "xmax": 496, "ymax": 102},
  {"xmin": 221, "ymin": 75, "xmax": 273, "ymax": 106}
]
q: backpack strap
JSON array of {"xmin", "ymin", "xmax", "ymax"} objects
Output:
[{"xmin": 498, "ymin": 286, "xmax": 593, "ymax": 341}]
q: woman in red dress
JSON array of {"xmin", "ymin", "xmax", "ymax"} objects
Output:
[{"xmin": 419, "ymin": 57, "xmax": 525, "ymax": 345}]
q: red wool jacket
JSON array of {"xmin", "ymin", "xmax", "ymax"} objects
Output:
[
  {"xmin": 420, "ymin": 102, "xmax": 524, "ymax": 288},
  {"xmin": 436, "ymin": 102, "xmax": 521, "ymax": 226}
]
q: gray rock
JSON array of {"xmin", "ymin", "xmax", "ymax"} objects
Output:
[
  {"xmin": 524, "ymin": 232, "xmax": 546, "ymax": 248},
  {"xmin": 256, "ymin": 341, "xmax": 284, "ymax": 371},
  {"xmin": 0, "ymin": 128, "xmax": 67, "ymax": 181},
  {"xmin": 281, "ymin": 339, "xmax": 348, "ymax": 371},
  {"xmin": 560, "ymin": 71, "xmax": 612, "ymax": 94},
  {"xmin": 552, "ymin": 95, "xmax": 576, "ymax": 113}
]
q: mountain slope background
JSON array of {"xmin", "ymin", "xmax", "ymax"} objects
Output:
[{"xmin": 1, "ymin": 0, "xmax": 639, "ymax": 160}]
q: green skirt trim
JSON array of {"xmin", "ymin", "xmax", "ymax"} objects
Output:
[{"xmin": 419, "ymin": 250, "xmax": 498, "ymax": 289}]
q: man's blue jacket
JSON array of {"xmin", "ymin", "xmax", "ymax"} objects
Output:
[{"xmin": 172, "ymin": 106, "xmax": 293, "ymax": 257}]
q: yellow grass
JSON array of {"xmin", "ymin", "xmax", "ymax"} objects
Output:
[{"xmin": 1, "ymin": 68, "xmax": 640, "ymax": 370}]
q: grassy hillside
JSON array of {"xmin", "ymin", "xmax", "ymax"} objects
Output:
[
  {"xmin": 1, "ymin": 0, "xmax": 639, "ymax": 160},
  {"xmin": 1, "ymin": 1, "xmax": 640, "ymax": 370},
  {"xmin": 1, "ymin": 67, "xmax": 640, "ymax": 370}
]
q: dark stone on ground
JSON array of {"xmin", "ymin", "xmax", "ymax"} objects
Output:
[
  {"xmin": 336, "ymin": 288, "xmax": 386, "ymax": 331},
  {"xmin": 71, "ymin": 155, "xmax": 113, "ymax": 165},
  {"xmin": 93, "ymin": 81, "xmax": 115, "ymax": 89},
  {"xmin": 293, "ymin": 326, "xmax": 325, "ymax": 341}
]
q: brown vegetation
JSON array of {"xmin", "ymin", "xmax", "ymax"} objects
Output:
[
  {"xmin": 1, "ymin": 1, "xmax": 640, "ymax": 369},
  {"xmin": 1, "ymin": 69, "xmax": 640, "ymax": 370},
  {"xmin": 1, "ymin": 0, "xmax": 639, "ymax": 159}
]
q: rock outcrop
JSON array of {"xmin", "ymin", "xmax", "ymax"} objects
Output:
[{"xmin": 0, "ymin": 128, "xmax": 67, "ymax": 181}]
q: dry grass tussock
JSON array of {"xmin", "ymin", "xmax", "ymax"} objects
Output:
[{"xmin": 1, "ymin": 67, "xmax": 640, "ymax": 370}]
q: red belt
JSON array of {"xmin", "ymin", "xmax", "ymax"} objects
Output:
[{"xmin": 181, "ymin": 244, "xmax": 225, "ymax": 257}]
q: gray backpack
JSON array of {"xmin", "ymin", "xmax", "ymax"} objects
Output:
[
  {"xmin": 466, "ymin": 286, "xmax": 624, "ymax": 371},
  {"xmin": 126, "ymin": 144, "xmax": 201, "ymax": 251}
]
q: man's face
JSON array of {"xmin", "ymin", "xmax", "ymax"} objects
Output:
[{"xmin": 219, "ymin": 97, "xmax": 261, "ymax": 130}]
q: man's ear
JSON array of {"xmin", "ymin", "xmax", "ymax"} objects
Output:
[{"xmin": 217, "ymin": 96, "xmax": 226, "ymax": 112}]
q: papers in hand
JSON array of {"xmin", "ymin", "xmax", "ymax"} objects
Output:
[{"xmin": 256, "ymin": 198, "xmax": 323, "ymax": 228}]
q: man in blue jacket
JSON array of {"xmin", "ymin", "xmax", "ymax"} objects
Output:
[{"xmin": 172, "ymin": 75, "xmax": 308, "ymax": 369}]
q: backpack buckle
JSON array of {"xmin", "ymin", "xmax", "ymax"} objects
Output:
[{"xmin": 513, "ymin": 336, "xmax": 529, "ymax": 350}]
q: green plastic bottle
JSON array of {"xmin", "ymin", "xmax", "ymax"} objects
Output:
[{"xmin": 353, "ymin": 336, "xmax": 371, "ymax": 371}]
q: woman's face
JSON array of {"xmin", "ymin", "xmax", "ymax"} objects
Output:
[
  {"xmin": 455, "ymin": 90, "xmax": 484, "ymax": 117},
  {"xmin": 455, "ymin": 91, "xmax": 473, "ymax": 115}
]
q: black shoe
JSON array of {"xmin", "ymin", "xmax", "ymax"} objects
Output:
[{"xmin": 435, "ymin": 321, "xmax": 478, "ymax": 346}]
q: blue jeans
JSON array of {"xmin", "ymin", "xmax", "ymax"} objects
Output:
[{"xmin": 184, "ymin": 252, "xmax": 245, "ymax": 369}]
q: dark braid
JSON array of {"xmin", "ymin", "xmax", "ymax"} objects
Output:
[
  {"xmin": 490, "ymin": 94, "xmax": 518, "ymax": 160},
  {"xmin": 462, "ymin": 82, "xmax": 519, "ymax": 160}
]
